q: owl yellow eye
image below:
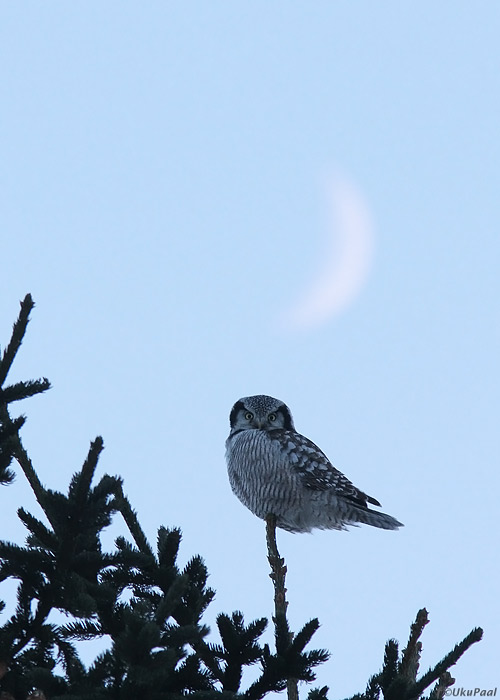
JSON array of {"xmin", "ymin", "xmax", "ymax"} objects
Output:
[
  {"xmin": 244, "ymin": 411, "xmax": 254, "ymax": 421},
  {"xmin": 268, "ymin": 413, "xmax": 277, "ymax": 422}
]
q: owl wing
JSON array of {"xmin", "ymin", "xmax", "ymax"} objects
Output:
[{"xmin": 271, "ymin": 429, "xmax": 381, "ymax": 508}]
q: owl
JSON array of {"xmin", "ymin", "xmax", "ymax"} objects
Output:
[{"xmin": 225, "ymin": 395, "xmax": 403, "ymax": 533}]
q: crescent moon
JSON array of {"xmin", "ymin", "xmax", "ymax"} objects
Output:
[{"xmin": 281, "ymin": 174, "xmax": 374, "ymax": 330}]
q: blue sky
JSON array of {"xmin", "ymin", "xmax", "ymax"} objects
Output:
[{"xmin": 1, "ymin": 3, "xmax": 499, "ymax": 697}]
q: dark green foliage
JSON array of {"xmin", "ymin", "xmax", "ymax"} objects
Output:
[
  {"xmin": 0, "ymin": 415, "xmax": 24, "ymax": 485},
  {"xmin": 346, "ymin": 609, "xmax": 483, "ymax": 700},
  {"xmin": 0, "ymin": 295, "xmax": 49, "ymax": 486},
  {"xmin": 0, "ymin": 295, "xmax": 50, "ymax": 493},
  {"xmin": 245, "ymin": 617, "xmax": 329, "ymax": 700},
  {"xmin": 308, "ymin": 687, "xmax": 329, "ymax": 700},
  {"xmin": 0, "ymin": 297, "xmax": 484, "ymax": 700},
  {"xmin": 0, "ymin": 297, "xmax": 330, "ymax": 699}
]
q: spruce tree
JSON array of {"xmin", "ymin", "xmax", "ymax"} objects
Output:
[{"xmin": 0, "ymin": 295, "xmax": 482, "ymax": 700}]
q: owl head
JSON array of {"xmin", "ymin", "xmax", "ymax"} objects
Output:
[{"xmin": 229, "ymin": 395, "xmax": 295, "ymax": 433}]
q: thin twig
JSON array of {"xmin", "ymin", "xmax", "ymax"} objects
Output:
[
  {"xmin": 114, "ymin": 484, "xmax": 155, "ymax": 558},
  {"xmin": 265, "ymin": 514, "xmax": 299, "ymax": 700}
]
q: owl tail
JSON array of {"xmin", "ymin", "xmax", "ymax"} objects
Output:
[{"xmin": 351, "ymin": 506, "xmax": 403, "ymax": 530}]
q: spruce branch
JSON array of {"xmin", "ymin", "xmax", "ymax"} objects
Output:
[
  {"xmin": 0, "ymin": 294, "xmax": 35, "ymax": 387},
  {"xmin": 266, "ymin": 513, "xmax": 297, "ymax": 700},
  {"xmin": 0, "ymin": 295, "xmax": 50, "ymax": 493},
  {"xmin": 408, "ymin": 626, "xmax": 483, "ymax": 699},
  {"xmin": 0, "ymin": 418, "xmax": 46, "ymax": 513},
  {"xmin": 0, "ymin": 416, "xmax": 23, "ymax": 485},
  {"xmin": 308, "ymin": 687, "xmax": 329, "ymax": 700},
  {"xmin": 265, "ymin": 514, "xmax": 290, "ymax": 651},
  {"xmin": 399, "ymin": 608, "xmax": 429, "ymax": 682},
  {"xmin": 347, "ymin": 612, "xmax": 483, "ymax": 700},
  {"xmin": 215, "ymin": 611, "xmax": 267, "ymax": 691},
  {"xmin": 112, "ymin": 485, "xmax": 155, "ymax": 558},
  {"xmin": 363, "ymin": 674, "xmax": 382, "ymax": 700},
  {"xmin": 426, "ymin": 671, "xmax": 455, "ymax": 700},
  {"xmin": 68, "ymin": 436, "xmax": 104, "ymax": 510},
  {"xmin": 263, "ymin": 516, "xmax": 329, "ymax": 700},
  {"xmin": 379, "ymin": 639, "xmax": 399, "ymax": 693},
  {"xmin": 0, "ymin": 380, "xmax": 51, "ymax": 405}
]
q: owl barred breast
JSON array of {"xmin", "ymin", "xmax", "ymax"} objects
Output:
[{"xmin": 225, "ymin": 395, "xmax": 403, "ymax": 533}]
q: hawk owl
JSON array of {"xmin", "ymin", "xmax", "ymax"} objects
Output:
[{"xmin": 226, "ymin": 395, "xmax": 403, "ymax": 533}]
